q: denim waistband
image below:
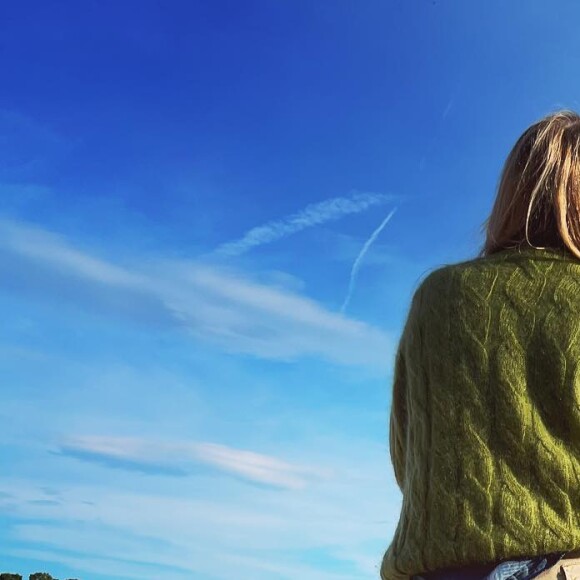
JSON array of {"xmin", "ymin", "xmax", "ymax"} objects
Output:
[{"xmin": 413, "ymin": 552, "xmax": 567, "ymax": 580}]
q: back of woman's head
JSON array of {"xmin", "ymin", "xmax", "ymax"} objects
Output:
[{"xmin": 480, "ymin": 110, "xmax": 580, "ymax": 258}]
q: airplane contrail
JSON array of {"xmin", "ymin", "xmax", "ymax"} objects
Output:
[
  {"xmin": 340, "ymin": 207, "xmax": 398, "ymax": 314},
  {"xmin": 213, "ymin": 192, "xmax": 395, "ymax": 257}
]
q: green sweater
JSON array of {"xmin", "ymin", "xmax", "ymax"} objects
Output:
[{"xmin": 381, "ymin": 245, "xmax": 580, "ymax": 580}]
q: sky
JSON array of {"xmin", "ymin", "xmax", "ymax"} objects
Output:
[{"xmin": 1, "ymin": 1, "xmax": 580, "ymax": 579}]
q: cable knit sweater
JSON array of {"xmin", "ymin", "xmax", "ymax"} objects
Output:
[{"xmin": 381, "ymin": 245, "xmax": 580, "ymax": 580}]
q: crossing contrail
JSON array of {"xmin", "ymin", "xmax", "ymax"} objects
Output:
[{"xmin": 340, "ymin": 207, "xmax": 398, "ymax": 314}]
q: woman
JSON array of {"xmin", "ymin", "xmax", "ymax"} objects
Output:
[{"xmin": 380, "ymin": 110, "xmax": 580, "ymax": 580}]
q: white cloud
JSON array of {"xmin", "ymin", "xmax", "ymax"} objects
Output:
[
  {"xmin": 57, "ymin": 435, "xmax": 327, "ymax": 490},
  {"xmin": 165, "ymin": 260, "xmax": 393, "ymax": 365},
  {"xmin": 0, "ymin": 218, "xmax": 394, "ymax": 368},
  {"xmin": 193, "ymin": 442, "xmax": 328, "ymax": 489},
  {"xmin": 0, "ymin": 218, "xmax": 144, "ymax": 287},
  {"xmin": 0, "ymin": 443, "xmax": 401, "ymax": 580},
  {"xmin": 213, "ymin": 191, "xmax": 398, "ymax": 256}
]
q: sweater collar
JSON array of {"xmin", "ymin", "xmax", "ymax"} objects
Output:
[{"xmin": 492, "ymin": 245, "xmax": 579, "ymax": 262}]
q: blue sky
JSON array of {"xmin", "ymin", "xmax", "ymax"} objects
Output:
[{"xmin": 1, "ymin": 1, "xmax": 580, "ymax": 579}]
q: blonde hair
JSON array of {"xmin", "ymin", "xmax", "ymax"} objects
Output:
[{"xmin": 479, "ymin": 110, "xmax": 580, "ymax": 259}]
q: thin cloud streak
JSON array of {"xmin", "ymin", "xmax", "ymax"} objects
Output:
[
  {"xmin": 0, "ymin": 218, "xmax": 393, "ymax": 368},
  {"xmin": 340, "ymin": 207, "xmax": 398, "ymax": 313},
  {"xmin": 57, "ymin": 436, "xmax": 326, "ymax": 490},
  {"xmin": 442, "ymin": 98, "xmax": 454, "ymax": 120},
  {"xmin": 213, "ymin": 191, "xmax": 397, "ymax": 256},
  {"xmin": 0, "ymin": 447, "xmax": 398, "ymax": 580},
  {"xmin": 0, "ymin": 218, "xmax": 143, "ymax": 287}
]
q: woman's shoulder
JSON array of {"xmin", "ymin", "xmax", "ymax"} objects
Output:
[
  {"xmin": 410, "ymin": 252, "xmax": 523, "ymax": 307},
  {"xmin": 410, "ymin": 260, "xmax": 465, "ymax": 301},
  {"xmin": 414, "ymin": 247, "xmax": 580, "ymax": 311}
]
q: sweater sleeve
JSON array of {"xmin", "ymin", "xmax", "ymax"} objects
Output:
[
  {"xmin": 389, "ymin": 285, "xmax": 424, "ymax": 492},
  {"xmin": 389, "ymin": 337, "xmax": 408, "ymax": 491}
]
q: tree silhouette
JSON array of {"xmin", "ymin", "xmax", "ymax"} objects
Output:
[{"xmin": 0, "ymin": 572, "xmax": 79, "ymax": 580}]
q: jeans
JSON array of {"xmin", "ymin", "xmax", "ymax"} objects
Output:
[
  {"xmin": 483, "ymin": 553, "xmax": 565, "ymax": 580},
  {"xmin": 412, "ymin": 552, "xmax": 567, "ymax": 580}
]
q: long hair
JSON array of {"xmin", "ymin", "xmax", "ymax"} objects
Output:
[{"xmin": 479, "ymin": 110, "xmax": 580, "ymax": 258}]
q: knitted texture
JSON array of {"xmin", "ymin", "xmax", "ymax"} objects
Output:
[{"xmin": 381, "ymin": 246, "xmax": 580, "ymax": 580}]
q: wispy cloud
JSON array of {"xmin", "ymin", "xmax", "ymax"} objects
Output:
[
  {"xmin": 442, "ymin": 97, "xmax": 454, "ymax": 120},
  {"xmin": 0, "ymin": 436, "xmax": 400, "ymax": 580},
  {"xmin": 340, "ymin": 207, "xmax": 398, "ymax": 313},
  {"xmin": 213, "ymin": 191, "xmax": 397, "ymax": 256},
  {"xmin": 0, "ymin": 218, "xmax": 393, "ymax": 368},
  {"xmin": 57, "ymin": 436, "xmax": 326, "ymax": 490},
  {"xmin": 193, "ymin": 442, "xmax": 328, "ymax": 489},
  {"xmin": 0, "ymin": 218, "xmax": 143, "ymax": 286}
]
